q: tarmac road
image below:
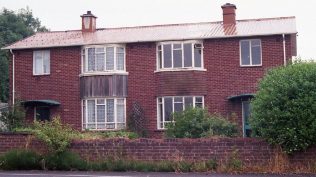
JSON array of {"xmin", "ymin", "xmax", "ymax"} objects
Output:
[{"xmin": 0, "ymin": 171, "xmax": 315, "ymax": 177}]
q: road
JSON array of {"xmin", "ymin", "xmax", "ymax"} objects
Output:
[{"xmin": 0, "ymin": 171, "xmax": 315, "ymax": 177}]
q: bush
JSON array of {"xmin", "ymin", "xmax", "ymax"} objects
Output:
[
  {"xmin": 165, "ymin": 107, "xmax": 238, "ymax": 138},
  {"xmin": 44, "ymin": 151, "xmax": 87, "ymax": 170},
  {"xmin": 250, "ymin": 62, "xmax": 316, "ymax": 154},
  {"xmin": 33, "ymin": 116, "xmax": 79, "ymax": 154},
  {"xmin": 0, "ymin": 149, "xmax": 42, "ymax": 170},
  {"xmin": 0, "ymin": 101, "xmax": 25, "ymax": 131}
]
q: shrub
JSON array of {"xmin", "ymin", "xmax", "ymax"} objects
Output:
[
  {"xmin": 0, "ymin": 149, "xmax": 42, "ymax": 170},
  {"xmin": 250, "ymin": 62, "xmax": 316, "ymax": 154},
  {"xmin": 44, "ymin": 151, "xmax": 87, "ymax": 170},
  {"xmin": 33, "ymin": 116, "xmax": 79, "ymax": 154},
  {"xmin": 0, "ymin": 101, "xmax": 25, "ymax": 131},
  {"xmin": 165, "ymin": 107, "xmax": 238, "ymax": 138}
]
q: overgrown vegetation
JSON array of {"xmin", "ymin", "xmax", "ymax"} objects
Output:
[
  {"xmin": 165, "ymin": 107, "xmax": 238, "ymax": 138},
  {"xmin": 251, "ymin": 61, "xmax": 316, "ymax": 154},
  {"xmin": 0, "ymin": 149, "xmax": 42, "ymax": 170},
  {"xmin": 0, "ymin": 101, "xmax": 25, "ymax": 131}
]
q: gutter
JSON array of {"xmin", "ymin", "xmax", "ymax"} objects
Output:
[
  {"xmin": 9, "ymin": 49, "xmax": 15, "ymax": 105},
  {"xmin": 282, "ymin": 34, "xmax": 286, "ymax": 66}
]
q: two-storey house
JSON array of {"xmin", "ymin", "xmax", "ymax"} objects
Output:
[{"xmin": 3, "ymin": 3, "xmax": 297, "ymax": 137}]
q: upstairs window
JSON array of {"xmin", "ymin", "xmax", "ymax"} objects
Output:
[
  {"xmin": 157, "ymin": 41, "xmax": 203, "ymax": 70},
  {"xmin": 240, "ymin": 39, "xmax": 262, "ymax": 66},
  {"xmin": 157, "ymin": 96, "xmax": 204, "ymax": 129},
  {"xmin": 82, "ymin": 45, "xmax": 125, "ymax": 73},
  {"xmin": 33, "ymin": 50, "xmax": 50, "ymax": 75}
]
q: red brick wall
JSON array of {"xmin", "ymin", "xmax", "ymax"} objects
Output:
[
  {"xmin": 0, "ymin": 134, "xmax": 315, "ymax": 170},
  {"xmin": 10, "ymin": 47, "xmax": 81, "ymax": 129},
  {"xmin": 9, "ymin": 35, "xmax": 296, "ymax": 136}
]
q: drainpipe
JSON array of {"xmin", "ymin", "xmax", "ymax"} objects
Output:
[
  {"xmin": 10, "ymin": 49, "xmax": 15, "ymax": 105},
  {"xmin": 282, "ymin": 34, "xmax": 286, "ymax": 66}
]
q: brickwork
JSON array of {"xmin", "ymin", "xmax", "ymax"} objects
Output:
[{"xmin": 0, "ymin": 134, "xmax": 315, "ymax": 169}]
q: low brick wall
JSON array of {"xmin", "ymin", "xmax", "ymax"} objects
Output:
[{"xmin": 0, "ymin": 133, "xmax": 315, "ymax": 169}]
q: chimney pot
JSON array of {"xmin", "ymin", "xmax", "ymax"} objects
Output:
[
  {"xmin": 81, "ymin": 11, "xmax": 97, "ymax": 32},
  {"xmin": 221, "ymin": 3, "xmax": 237, "ymax": 25}
]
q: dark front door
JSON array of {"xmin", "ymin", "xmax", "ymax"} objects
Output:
[{"xmin": 35, "ymin": 107, "xmax": 50, "ymax": 121}]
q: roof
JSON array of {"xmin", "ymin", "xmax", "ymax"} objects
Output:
[
  {"xmin": 227, "ymin": 93, "xmax": 255, "ymax": 101},
  {"xmin": 23, "ymin": 100, "xmax": 61, "ymax": 107},
  {"xmin": 2, "ymin": 16, "xmax": 296, "ymax": 50}
]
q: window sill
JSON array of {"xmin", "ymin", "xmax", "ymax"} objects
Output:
[
  {"xmin": 240, "ymin": 65, "xmax": 262, "ymax": 68},
  {"xmin": 33, "ymin": 73, "xmax": 50, "ymax": 76},
  {"xmin": 154, "ymin": 68, "xmax": 206, "ymax": 73},
  {"xmin": 80, "ymin": 71, "xmax": 129, "ymax": 77}
]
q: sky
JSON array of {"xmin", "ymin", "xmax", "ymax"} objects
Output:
[{"xmin": 1, "ymin": 0, "xmax": 316, "ymax": 60}]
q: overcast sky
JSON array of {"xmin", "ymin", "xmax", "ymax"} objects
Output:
[{"xmin": 1, "ymin": 0, "xmax": 316, "ymax": 60}]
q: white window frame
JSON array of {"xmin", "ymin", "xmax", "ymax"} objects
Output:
[
  {"xmin": 155, "ymin": 40, "xmax": 206, "ymax": 72},
  {"xmin": 81, "ymin": 98, "xmax": 126, "ymax": 131},
  {"xmin": 81, "ymin": 44, "xmax": 128, "ymax": 76},
  {"xmin": 157, "ymin": 96, "xmax": 204, "ymax": 130},
  {"xmin": 239, "ymin": 39, "xmax": 262, "ymax": 67},
  {"xmin": 33, "ymin": 50, "xmax": 50, "ymax": 75}
]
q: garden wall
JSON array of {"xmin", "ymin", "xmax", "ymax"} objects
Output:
[{"xmin": 0, "ymin": 133, "xmax": 315, "ymax": 170}]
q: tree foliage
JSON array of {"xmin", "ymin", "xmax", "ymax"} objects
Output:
[
  {"xmin": 250, "ymin": 61, "xmax": 316, "ymax": 154},
  {"xmin": 165, "ymin": 107, "xmax": 238, "ymax": 138},
  {"xmin": 0, "ymin": 7, "xmax": 48, "ymax": 102}
]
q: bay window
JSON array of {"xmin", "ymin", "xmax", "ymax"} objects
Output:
[
  {"xmin": 82, "ymin": 98, "xmax": 126, "ymax": 130},
  {"xmin": 157, "ymin": 41, "xmax": 203, "ymax": 70},
  {"xmin": 82, "ymin": 45, "xmax": 125, "ymax": 73},
  {"xmin": 157, "ymin": 96, "xmax": 204, "ymax": 129}
]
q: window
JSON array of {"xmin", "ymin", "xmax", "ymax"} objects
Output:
[
  {"xmin": 82, "ymin": 98, "xmax": 126, "ymax": 130},
  {"xmin": 82, "ymin": 45, "xmax": 125, "ymax": 73},
  {"xmin": 34, "ymin": 107, "xmax": 50, "ymax": 121},
  {"xmin": 157, "ymin": 96, "xmax": 204, "ymax": 129},
  {"xmin": 157, "ymin": 41, "xmax": 203, "ymax": 70},
  {"xmin": 242, "ymin": 101, "xmax": 251, "ymax": 137},
  {"xmin": 240, "ymin": 39, "xmax": 262, "ymax": 66},
  {"xmin": 33, "ymin": 50, "xmax": 50, "ymax": 75}
]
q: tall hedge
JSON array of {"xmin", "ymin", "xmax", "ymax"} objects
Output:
[{"xmin": 250, "ymin": 61, "xmax": 316, "ymax": 154}]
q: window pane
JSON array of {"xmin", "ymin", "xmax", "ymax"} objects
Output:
[
  {"xmin": 251, "ymin": 40, "xmax": 261, "ymax": 65},
  {"xmin": 97, "ymin": 105, "xmax": 105, "ymax": 123},
  {"xmin": 163, "ymin": 44, "xmax": 172, "ymax": 68},
  {"xmin": 158, "ymin": 49, "xmax": 162, "ymax": 69},
  {"xmin": 164, "ymin": 98, "xmax": 172, "ymax": 121},
  {"xmin": 87, "ymin": 48, "xmax": 95, "ymax": 71},
  {"xmin": 43, "ymin": 51, "xmax": 50, "ymax": 74},
  {"xmin": 34, "ymin": 55, "xmax": 42, "ymax": 74},
  {"xmin": 106, "ymin": 99, "xmax": 114, "ymax": 122},
  {"xmin": 174, "ymin": 102, "xmax": 183, "ymax": 113},
  {"xmin": 241, "ymin": 41, "xmax": 250, "ymax": 65},
  {"xmin": 173, "ymin": 47, "xmax": 182, "ymax": 68},
  {"xmin": 96, "ymin": 53, "xmax": 105, "ymax": 71},
  {"xmin": 184, "ymin": 97, "xmax": 193, "ymax": 108},
  {"xmin": 106, "ymin": 47, "xmax": 114, "ymax": 70},
  {"xmin": 194, "ymin": 44, "xmax": 202, "ymax": 67},
  {"xmin": 97, "ymin": 99, "xmax": 105, "ymax": 104},
  {"xmin": 116, "ymin": 99, "xmax": 125, "ymax": 123},
  {"xmin": 195, "ymin": 97, "xmax": 203, "ymax": 108},
  {"xmin": 184, "ymin": 43, "xmax": 192, "ymax": 67},
  {"xmin": 87, "ymin": 100, "xmax": 95, "ymax": 124},
  {"xmin": 116, "ymin": 48, "xmax": 124, "ymax": 70},
  {"xmin": 158, "ymin": 102, "xmax": 163, "ymax": 124}
]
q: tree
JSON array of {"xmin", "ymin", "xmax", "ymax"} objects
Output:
[
  {"xmin": 0, "ymin": 7, "xmax": 48, "ymax": 102},
  {"xmin": 250, "ymin": 61, "xmax": 316, "ymax": 154}
]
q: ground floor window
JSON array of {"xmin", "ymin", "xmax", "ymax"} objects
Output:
[
  {"xmin": 242, "ymin": 101, "xmax": 251, "ymax": 137},
  {"xmin": 82, "ymin": 98, "xmax": 126, "ymax": 130},
  {"xmin": 157, "ymin": 96, "xmax": 204, "ymax": 129},
  {"xmin": 34, "ymin": 107, "xmax": 50, "ymax": 121}
]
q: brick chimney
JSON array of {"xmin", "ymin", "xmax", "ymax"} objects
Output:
[
  {"xmin": 81, "ymin": 11, "xmax": 97, "ymax": 32},
  {"xmin": 221, "ymin": 3, "xmax": 236, "ymax": 25}
]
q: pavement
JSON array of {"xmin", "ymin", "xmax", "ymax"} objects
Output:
[{"xmin": 0, "ymin": 171, "xmax": 315, "ymax": 177}]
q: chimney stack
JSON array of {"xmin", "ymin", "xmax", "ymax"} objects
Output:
[
  {"xmin": 81, "ymin": 11, "xmax": 97, "ymax": 32},
  {"xmin": 221, "ymin": 3, "xmax": 236, "ymax": 25}
]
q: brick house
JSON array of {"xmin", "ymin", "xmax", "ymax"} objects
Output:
[{"xmin": 3, "ymin": 3, "xmax": 297, "ymax": 137}]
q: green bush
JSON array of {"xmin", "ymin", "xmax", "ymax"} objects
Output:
[
  {"xmin": 33, "ymin": 116, "xmax": 79, "ymax": 154},
  {"xmin": 165, "ymin": 107, "xmax": 238, "ymax": 138},
  {"xmin": 44, "ymin": 151, "xmax": 87, "ymax": 170},
  {"xmin": 0, "ymin": 101, "xmax": 25, "ymax": 131},
  {"xmin": 250, "ymin": 62, "xmax": 316, "ymax": 154},
  {"xmin": 0, "ymin": 149, "xmax": 42, "ymax": 170},
  {"xmin": 99, "ymin": 130, "xmax": 138, "ymax": 139}
]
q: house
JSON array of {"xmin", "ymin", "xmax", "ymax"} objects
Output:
[{"xmin": 2, "ymin": 3, "xmax": 297, "ymax": 137}]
